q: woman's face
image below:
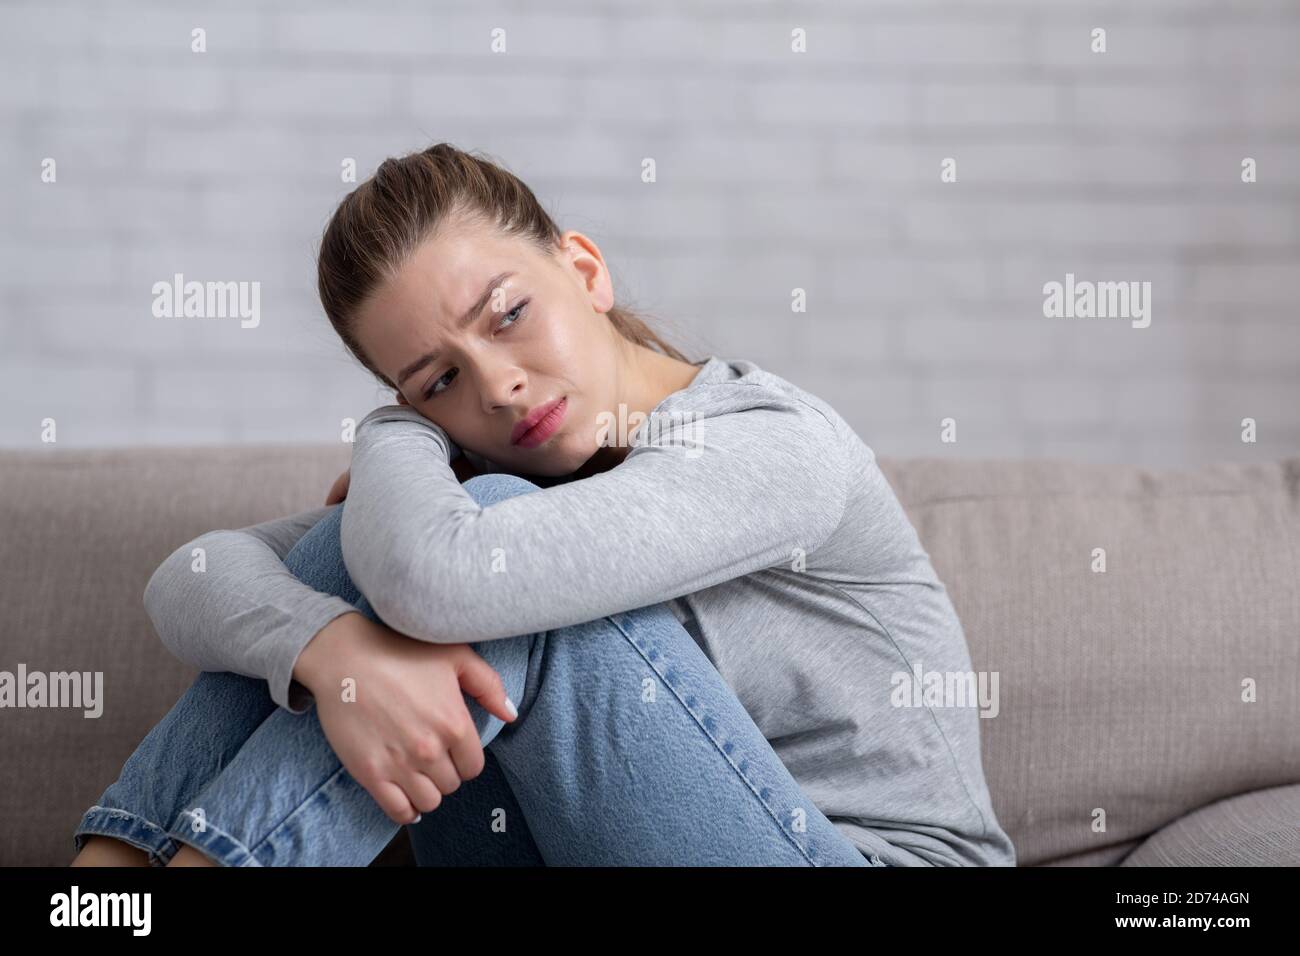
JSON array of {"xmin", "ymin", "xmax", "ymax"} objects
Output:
[{"xmin": 352, "ymin": 219, "xmax": 626, "ymax": 477}]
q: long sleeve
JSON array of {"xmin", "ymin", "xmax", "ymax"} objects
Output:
[
  {"xmin": 143, "ymin": 505, "xmax": 360, "ymax": 714},
  {"xmin": 339, "ymin": 383, "xmax": 850, "ymax": 644}
]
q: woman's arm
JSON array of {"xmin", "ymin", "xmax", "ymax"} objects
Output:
[
  {"xmin": 143, "ymin": 507, "xmax": 360, "ymax": 713},
  {"xmin": 340, "ymin": 383, "xmax": 850, "ymax": 646}
]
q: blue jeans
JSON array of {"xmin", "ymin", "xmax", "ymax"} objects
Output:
[{"xmin": 74, "ymin": 473, "xmax": 885, "ymax": 867}]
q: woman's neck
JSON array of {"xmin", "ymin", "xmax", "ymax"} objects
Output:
[{"xmin": 553, "ymin": 345, "xmax": 705, "ymax": 483}]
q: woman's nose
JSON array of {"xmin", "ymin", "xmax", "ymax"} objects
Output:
[{"xmin": 477, "ymin": 364, "xmax": 526, "ymax": 412}]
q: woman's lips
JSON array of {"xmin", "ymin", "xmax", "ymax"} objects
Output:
[{"xmin": 515, "ymin": 397, "xmax": 567, "ymax": 448}]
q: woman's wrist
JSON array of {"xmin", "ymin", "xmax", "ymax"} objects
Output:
[{"xmin": 293, "ymin": 611, "xmax": 364, "ymax": 694}]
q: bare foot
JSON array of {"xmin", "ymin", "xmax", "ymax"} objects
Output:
[
  {"xmin": 165, "ymin": 844, "xmax": 218, "ymax": 867},
  {"xmin": 70, "ymin": 835, "xmax": 151, "ymax": 867}
]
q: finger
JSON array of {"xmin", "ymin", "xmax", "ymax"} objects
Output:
[
  {"xmin": 419, "ymin": 752, "xmax": 463, "ymax": 795},
  {"xmin": 325, "ymin": 471, "xmax": 349, "ymax": 506},
  {"xmin": 398, "ymin": 766, "xmax": 449, "ymax": 813},
  {"xmin": 455, "ymin": 651, "xmax": 519, "ymax": 725},
  {"xmin": 447, "ymin": 719, "xmax": 487, "ymax": 783},
  {"xmin": 369, "ymin": 778, "xmax": 422, "ymax": 826}
]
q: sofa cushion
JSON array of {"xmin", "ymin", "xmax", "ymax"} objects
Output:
[
  {"xmin": 877, "ymin": 455, "xmax": 1300, "ymax": 866},
  {"xmin": 1120, "ymin": 783, "xmax": 1300, "ymax": 866}
]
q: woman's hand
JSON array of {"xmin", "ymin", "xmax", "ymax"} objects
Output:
[
  {"xmin": 325, "ymin": 467, "xmax": 351, "ymax": 506},
  {"xmin": 294, "ymin": 612, "xmax": 518, "ymax": 825}
]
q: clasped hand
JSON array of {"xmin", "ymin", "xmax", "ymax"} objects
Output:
[{"xmin": 304, "ymin": 396, "xmax": 506, "ymax": 826}]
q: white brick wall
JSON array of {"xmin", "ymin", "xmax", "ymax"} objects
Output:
[{"xmin": 2, "ymin": 0, "xmax": 1297, "ymax": 465}]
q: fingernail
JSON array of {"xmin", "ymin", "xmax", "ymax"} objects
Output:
[
  {"xmin": 504, "ymin": 696, "xmax": 518, "ymax": 720},
  {"xmin": 411, "ymin": 814, "xmax": 422, "ymax": 824}
]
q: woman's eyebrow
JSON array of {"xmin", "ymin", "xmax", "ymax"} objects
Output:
[{"xmin": 396, "ymin": 270, "xmax": 516, "ymax": 387}]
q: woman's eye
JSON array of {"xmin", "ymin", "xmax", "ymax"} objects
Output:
[
  {"xmin": 424, "ymin": 368, "xmax": 455, "ymax": 400},
  {"xmin": 497, "ymin": 300, "xmax": 527, "ymax": 331},
  {"xmin": 422, "ymin": 300, "xmax": 528, "ymax": 400}
]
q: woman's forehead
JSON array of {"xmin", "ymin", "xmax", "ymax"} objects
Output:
[
  {"xmin": 360, "ymin": 239, "xmax": 541, "ymax": 377},
  {"xmin": 397, "ymin": 229, "xmax": 540, "ymax": 303}
]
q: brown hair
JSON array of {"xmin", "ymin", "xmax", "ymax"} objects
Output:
[{"xmin": 316, "ymin": 142, "xmax": 696, "ymax": 391}]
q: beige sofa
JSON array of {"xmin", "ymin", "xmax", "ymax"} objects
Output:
[{"xmin": 2, "ymin": 444, "xmax": 1297, "ymax": 866}]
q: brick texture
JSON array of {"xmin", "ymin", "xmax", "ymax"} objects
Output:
[{"xmin": 2, "ymin": 0, "xmax": 1296, "ymax": 464}]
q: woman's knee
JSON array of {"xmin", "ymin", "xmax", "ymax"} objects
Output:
[
  {"xmin": 281, "ymin": 503, "xmax": 373, "ymax": 612},
  {"xmin": 279, "ymin": 475, "xmax": 539, "ymax": 614},
  {"xmin": 463, "ymin": 471, "xmax": 542, "ymax": 507},
  {"xmin": 282, "ymin": 503, "xmax": 344, "ymax": 575},
  {"xmin": 185, "ymin": 670, "xmax": 273, "ymax": 710}
]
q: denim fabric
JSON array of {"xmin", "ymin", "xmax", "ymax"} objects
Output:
[{"xmin": 74, "ymin": 472, "xmax": 887, "ymax": 867}]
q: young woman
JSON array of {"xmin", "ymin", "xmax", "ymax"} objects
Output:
[{"xmin": 71, "ymin": 143, "xmax": 1016, "ymax": 867}]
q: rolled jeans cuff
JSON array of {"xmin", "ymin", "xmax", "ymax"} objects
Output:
[
  {"xmin": 73, "ymin": 805, "xmax": 181, "ymax": 867},
  {"xmin": 165, "ymin": 808, "xmax": 261, "ymax": 868}
]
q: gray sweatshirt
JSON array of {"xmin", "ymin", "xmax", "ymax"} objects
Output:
[{"xmin": 143, "ymin": 355, "xmax": 1016, "ymax": 866}]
